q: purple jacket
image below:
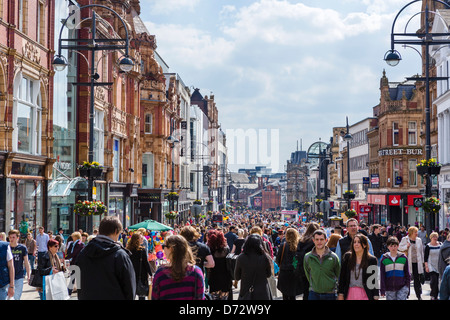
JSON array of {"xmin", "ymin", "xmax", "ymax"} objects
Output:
[{"xmin": 380, "ymin": 252, "xmax": 410, "ymax": 296}]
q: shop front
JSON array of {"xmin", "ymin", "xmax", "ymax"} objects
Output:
[
  {"xmin": 439, "ymin": 173, "xmax": 450, "ymax": 230},
  {"xmin": 109, "ymin": 183, "xmax": 139, "ymax": 230},
  {"xmin": 137, "ymin": 189, "xmax": 169, "ymax": 224},
  {"xmin": 367, "ymin": 194, "xmax": 388, "ymax": 225}
]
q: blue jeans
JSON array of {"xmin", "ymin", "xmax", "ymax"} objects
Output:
[
  {"xmin": 13, "ymin": 278, "xmax": 24, "ymax": 300},
  {"xmin": 308, "ymin": 290, "xmax": 337, "ymax": 300},
  {"xmin": 0, "ymin": 284, "xmax": 8, "ymax": 300},
  {"xmin": 28, "ymin": 254, "xmax": 36, "ymax": 270}
]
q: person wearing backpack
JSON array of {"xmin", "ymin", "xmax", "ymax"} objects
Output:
[
  {"xmin": 303, "ymin": 229, "xmax": 340, "ymax": 300},
  {"xmin": 275, "ymin": 228, "xmax": 301, "ymax": 300}
]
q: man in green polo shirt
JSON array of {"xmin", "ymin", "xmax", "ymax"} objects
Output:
[{"xmin": 304, "ymin": 229, "xmax": 340, "ymax": 300}]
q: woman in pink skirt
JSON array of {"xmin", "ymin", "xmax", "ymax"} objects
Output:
[{"xmin": 337, "ymin": 234, "xmax": 379, "ymax": 300}]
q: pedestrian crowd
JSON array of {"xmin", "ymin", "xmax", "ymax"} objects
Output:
[{"xmin": 1, "ymin": 210, "xmax": 450, "ymax": 301}]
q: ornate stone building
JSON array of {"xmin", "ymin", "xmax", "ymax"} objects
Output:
[{"xmin": 0, "ymin": 0, "xmax": 55, "ymax": 232}]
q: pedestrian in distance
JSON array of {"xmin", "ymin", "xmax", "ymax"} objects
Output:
[
  {"xmin": 7, "ymin": 229, "xmax": 30, "ymax": 300},
  {"xmin": 127, "ymin": 232, "xmax": 152, "ymax": 300},
  {"xmin": 424, "ymin": 232, "xmax": 442, "ymax": 300},
  {"xmin": 276, "ymin": 227, "xmax": 301, "ymax": 300},
  {"xmin": 368, "ymin": 224, "xmax": 384, "ymax": 263},
  {"xmin": 296, "ymin": 221, "xmax": 320, "ymax": 300},
  {"xmin": 54, "ymin": 235, "xmax": 66, "ymax": 261},
  {"xmin": 206, "ymin": 229, "xmax": 233, "ymax": 300},
  {"xmin": 36, "ymin": 239, "xmax": 66, "ymax": 300},
  {"xmin": 76, "ymin": 216, "xmax": 136, "ymax": 300},
  {"xmin": 25, "ymin": 233, "xmax": 37, "ymax": 270},
  {"xmin": 337, "ymin": 233, "xmax": 379, "ymax": 300},
  {"xmin": 0, "ymin": 239, "xmax": 14, "ymax": 300},
  {"xmin": 35, "ymin": 226, "xmax": 50, "ymax": 263},
  {"xmin": 0, "ymin": 232, "xmax": 6, "ymax": 241},
  {"xmin": 234, "ymin": 234, "xmax": 273, "ymax": 300},
  {"xmin": 151, "ymin": 234, "xmax": 205, "ymax": 300},
  {"xmin": 399, "ymin": 226, "xmax": 425, "ymax": 300},
  {"xmin": 231, "ymin": 228, "xmax": 245, "ymax": 255},
  {"xmin": 380, "ymin": 236, "xmax": 410, "ymax": 300},
  {"xmin": 65, "ymin": 232, "xmax": 85, "ymax": 266},
  {"xmin": 303, "ymin": 229, "xmax": 340, "ymax": 300},
  {"xmin": 224, "ymin": 226, "xmax": 238, "ymax": 251}
]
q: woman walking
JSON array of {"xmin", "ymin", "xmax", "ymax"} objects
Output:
[
  {"xmin": 276, "ymin": 228, "xmax": 301, "ymax": 300},
  {"xmin": 36, "ymin": 239, "xmax": 66, "ymax": 300},
  {"xmin": 127, "ymin": 232, "xmax": 152, "ymax": 300},
  {"xmin": 338, "ymin": 234, "xmax": 379, "ymax": 300},
  {"xmin": 235, "ymin": 234, "xmax": 273, "ymax": 300},
  {"xmin": 206, "ymin": 229, "xmax": 233, "ymax": 300},
  {"xmin": 399, "ymin": 226, "xmax": 425, "ymax": 300},
  {"xmin": 151, "ymin": 235, "xmax": 204, "ymax": 300},
  {"xmin": 424, "ymin": 232, "xmax": 442, "ymax": 300}
]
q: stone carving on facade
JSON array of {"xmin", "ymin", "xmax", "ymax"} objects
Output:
[{"xmin": 22, "ymin": 42, "xmax": 41, "ymax": 64}]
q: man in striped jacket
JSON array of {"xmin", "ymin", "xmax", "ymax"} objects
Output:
[{"xmin": 380, "ymin": 236, "xmax": 410, "ymax": 300}]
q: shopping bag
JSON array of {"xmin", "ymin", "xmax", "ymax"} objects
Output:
[{"xmin": 44, "ymin": 272, "xmax": 70, "ymax": 300}]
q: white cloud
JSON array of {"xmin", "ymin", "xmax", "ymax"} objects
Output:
[{"xmin": 141, "ymin": 0, "xmax": 202, "ymax": 14}]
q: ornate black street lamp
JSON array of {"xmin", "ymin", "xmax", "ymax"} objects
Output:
[{"xmin": 384, "ymin": 0, "xmax": 450, "ymax": 236}]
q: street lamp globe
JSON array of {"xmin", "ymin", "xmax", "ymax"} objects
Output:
[
  {"xmin": 343, "ymin": 132, "xmax": 353, "ymax": 142},
  {"xmin": 118, "ymin": 56, "xmax": 134, "ymax": 72},
  {"xmin": 384, "ymin": 50, "xmax": 402, "ymax": 67},
  {"xmin": 52, "ymin": 55, "xmax": 68, "ymax": 72}
]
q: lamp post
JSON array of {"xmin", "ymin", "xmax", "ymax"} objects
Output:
[
  {"xmin": 53, "ymin": 4, "xmax": 134, "ymax": 205},
  {"xmin": 343, "ymin": 117, "xmax": 353, "ymax": 210},
  {"xmin": 167, "ymin": 124, "xmax": 179, "ymax": 217},
  {"xmin": 384, "ymin": 0, "xmax": 450, "ymax": 236}
]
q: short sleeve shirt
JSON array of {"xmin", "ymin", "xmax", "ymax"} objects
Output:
[{"xmin": 10, "ymin": 244, "xmax": 27, "ymax": 280}]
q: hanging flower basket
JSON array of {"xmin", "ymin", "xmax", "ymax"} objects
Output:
[
  {"xmin": 74, "ymin": 200, "xmax": 106, "ymax": 216},
  {"xmin": 344, "ymin": 190, "xmax": 356, "ymax": 200},
  {"xmin": 165, "ymin": 211, "xmax": 179, "ymax": 220},
  {"xmin": 422, "ymin": 197, "xmax": 441, "ymax": 214},
  {"xmin": 316, "ymin": 212, "xmax": 324, "ymax": 218},
  {"xmin": 193, "ymin": 199, "xmax": 202, "ymax": 205},
  {"xmin": 315, "ymin": 198, "xmax": 323, "ymax": 204},
  {"xmin": 304, "ymin": 202, "xmax": 312, "ymax": 207},
  {"xmin": 344, "ymin": 209, "xmax": 357, "ymax": 219},
  {"xmin": 167, "ymin": 192, "xmax": 179, "ymax": 201},
  {"xmin": 207, "ymin": 210, "xmax": 213, "ymax": 215},
  {"xmin": 417, "ymin": 158, "xmax": 441, "ymax": 176},
  {"xmin": 78, "ymin": 161, "xmax": 104, "ymax": 178}
]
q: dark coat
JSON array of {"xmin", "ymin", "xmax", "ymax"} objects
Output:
[
  {"xmin": 338, "ymin": 252, "xmax": 379, "ymax": 300},
  {"xmin": 276, "ymin": 242, "xmax": 302, "ymax": 296},
  {"xmin": 129, "ymin": 248, "xmax": 152, "ymax": 289},
  {"xmin": 76, "ymin": 235, "xmax": 136, "ymax": 300},
  {"xmin": 235, "ymin": 252, "xmax": 272, "ymax": 300},
  {"xmin": 65, "ymin": 240, "xmax": 85, "ymax": 265},
  {"xmin": 368, "ymin": 233, "xmax": 383, "ymax": 258}
]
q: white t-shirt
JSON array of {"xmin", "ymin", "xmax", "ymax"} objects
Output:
[{"xmin": 6, "ymin": 245, "xmax": 12, "ymax": 261}]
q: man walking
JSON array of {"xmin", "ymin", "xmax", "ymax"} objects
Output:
[
  {"xmin": 303, "ymin": 229, "xmax": 341, "ymax": 300},
  {"xmin": 76, "ymin": 216, "xmax": 136, "ymax": 300},
  {"xmin": 225, "ymin": 226, "xmax": 238, "ymax": 251},
  {"xmin": 335, "ymin": 218, "xmax": 374, "ymax": 261},
  {"xmin": 35, "ymin": 226, "xmax": 49, "ymax": 262},
  {"xmin": 8, "ymin": 229, "xmax": 30, "ymax": 300},
  {"xmin": 369, "ymin": 224, "xmax": 383, "ymax": 263}
]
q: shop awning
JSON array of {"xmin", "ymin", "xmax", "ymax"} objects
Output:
[{"xmin": 46, "ymin": 177, "xmax": 88, "ymax": 197}]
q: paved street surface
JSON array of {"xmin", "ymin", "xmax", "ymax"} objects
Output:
[{"xmin": 18, "ymin": 272, "xmax": 433, "ymax": 301}]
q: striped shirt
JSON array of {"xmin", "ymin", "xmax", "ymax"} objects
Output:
[
  {"xmin": 424, "ymin": 242, "xmax": 442, "ymax": 273},
  {"xmin": 152, "ymin": 265, "xmax": 205, "ymax": 300}
]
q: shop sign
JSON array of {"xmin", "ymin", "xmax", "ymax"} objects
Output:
[
  {"xmin": 389, "ymin": 195, "xmax": 401, "ymax": 206},
  {"xmin": 11, "ymin": 162, "xmax": 44, "ymax": 176},
  {"xmin": 370, "ymin": 174, "xmax": 379, "ymax": 188},
  {"xmin": 378, "ymin": 148, "xmax": 423, "ymax": 157},
  {"xmin": 138, "ymin": 193, "xmax": 161, "ymax": 202}
]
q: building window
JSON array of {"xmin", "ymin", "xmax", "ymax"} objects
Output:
[
  {"xmin": 14, "ymin": 76, "xmax": 41, "ymax": 155},
  {"xmin": 18, "ymin": 0, "xmax": 27, "ymax": 33},
  {"xmin": 393, "ymin": 159, "xmax": 401, "ymax": 188},
  {"xmin": 142, "ymin": 153, "xmax": 154, "ymax": 188},
  {"xmin": 393, "ymin": 122, "xmax": 399, "ymax": 146},
  {"xmin": 409, "ymin": 159, "xmax": 417, "ymax": 187},
  {"xmin": 37, "ymin": 1, "xmax": 45, "ymax": 44},
  {"xmin": 93, "ymin": 110, "xmax": 104, "ymax": 165},
  {"xmin": 113, "ymin": 138, "xmax": 120, "ymax": 182},
  {"xmin": 144, "ymin": 113, "xmax": 152, "ymax": 134},
  {"xmin": 408, "ymin": 121, "xmax": 417, "ymax": 145}
]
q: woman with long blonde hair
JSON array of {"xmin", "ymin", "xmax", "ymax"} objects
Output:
[{"xmin": 151, "ymin": 235, "xmax": 205, "ymax": 300}]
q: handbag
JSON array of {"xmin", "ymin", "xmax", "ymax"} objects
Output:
[
  {"xmin": 44, "ymin": 272, "xmax": 70, "ymax": 300},
  {"xmin": 136, "ymin": 251, "xmax": 149, "ymax": 296},
  {"xmin": 29, "ymin": 269, "xmax": 42, "ymax": 287}
]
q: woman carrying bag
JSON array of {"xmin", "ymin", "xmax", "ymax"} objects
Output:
[
  {"xmin": 276, "ymin": 228, "xmax": 301, "ymax": 300},
  {"xmin": 399, "ymin": 226, "xmax": 425, "ymax": 300},
  {"xmin": 127, "ymin": 232, "xmax": 152, "ymax": 300},
  {"xmin": 235, "ymin": 234, "xmax": 272, "ymax": 300}
]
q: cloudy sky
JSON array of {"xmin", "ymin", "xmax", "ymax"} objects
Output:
[{"xmin": 140, "ymin": 0, "xmax": 425, "ymax": 173}]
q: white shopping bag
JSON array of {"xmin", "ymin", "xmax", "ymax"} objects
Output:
[{"xmin": 44, "ymin": 272, "xmax": 70, "ymax": 300}]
